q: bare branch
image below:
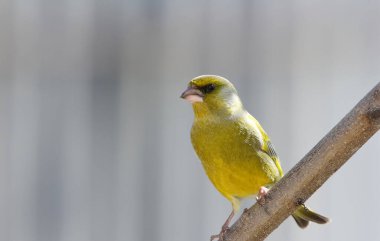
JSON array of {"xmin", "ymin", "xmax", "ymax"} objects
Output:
[{"xmin": 224, "ymin": 82, "xmax": 380, "ymax": 241}]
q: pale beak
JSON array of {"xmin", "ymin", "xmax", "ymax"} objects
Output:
[{"xmin": 180, "ymin": 85, "xmax": 204, "ymax": 103}]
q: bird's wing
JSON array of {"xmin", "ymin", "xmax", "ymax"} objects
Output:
[
  {"xmin": 261, "ymin": 140, "xmax": 283, "ymax": 178},
  {"xmin": 245, "ymin": 114, "xmax": 284, "ymax": 179}
]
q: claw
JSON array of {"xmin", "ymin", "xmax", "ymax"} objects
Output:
[
  {"xmin": 256, "ymin": 186, "xmax": 269, "ymax": 205},
  {"xmin": 210, "ymin": 227, "xmax": 229, "ymax": 241},
  {"xmin": 243, "ymin": 208, "xmax": 249, "ymax": 214}
]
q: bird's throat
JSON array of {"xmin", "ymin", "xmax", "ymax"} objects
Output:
[{"xmin": 192, "ymin": 100, "xmax": 245, "ymax": 120}]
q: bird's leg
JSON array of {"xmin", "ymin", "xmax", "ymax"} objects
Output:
[
  {"xmin": 256, "ymin": 186, "xmax": 269, "ymax": 205},
  {"xmin": 210, "ymin": 210, "xmax": 235, "ymax": 241}
]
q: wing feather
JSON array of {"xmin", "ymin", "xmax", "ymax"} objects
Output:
[{"xmin": 244, "ymin": 113, "xmax": 284, "ymax": 179}]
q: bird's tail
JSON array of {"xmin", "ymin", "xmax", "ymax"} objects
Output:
[{"xmin": 292, "ymin": 205, "xmax": 329, "ymax": 228}]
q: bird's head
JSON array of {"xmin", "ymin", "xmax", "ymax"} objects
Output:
[{"xmin": 181, "ymin": 75, "xmax": 244, "ymax": 118}]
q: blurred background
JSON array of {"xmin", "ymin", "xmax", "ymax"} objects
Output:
[{"xmin": 0, "ymin": 0, "xmax": 380, "ymax": 241}]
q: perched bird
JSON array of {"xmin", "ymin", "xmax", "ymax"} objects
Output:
[{"xmin": 181, "ymin": 75, "xmax": 329, "ymax": 240}]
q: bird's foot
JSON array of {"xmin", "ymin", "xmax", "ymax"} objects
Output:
[
  {"xmin": 256, "ymin": 186, "xmax": 269, "ymax": 205},
  {"xmin": 210, "ymin": 209, "xmax": 234, "ymax": 241},
  {"xmin": 210, "ymin": 226, "xmax": 229, "ymax": 241}
]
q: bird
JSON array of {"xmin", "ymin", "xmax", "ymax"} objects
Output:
[{"xmin": 181, "ymin": 75, "xmax": 329, "ymax": 241}]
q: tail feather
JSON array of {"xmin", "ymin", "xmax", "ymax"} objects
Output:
[
  {"xmin": 292, "ymin": 214, "xmax": 309, "ymax": 229},
  {"xmin": 292, "ymin": 205, "xmax": 329, "ymax": 228}
]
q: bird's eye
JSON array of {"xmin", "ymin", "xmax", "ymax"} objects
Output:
[{"xmin": 202, "ymin": 84, "xmax": 216, "ymax": 94}]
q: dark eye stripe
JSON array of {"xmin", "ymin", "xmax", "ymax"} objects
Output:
[{"xmin": 201, "ymin": 84, "xmax": 215, "ymax": 94}]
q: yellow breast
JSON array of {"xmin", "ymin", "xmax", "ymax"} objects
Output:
[{"xmin": 191, "ymin": 117, "xmax": 279, "ymax": 201}]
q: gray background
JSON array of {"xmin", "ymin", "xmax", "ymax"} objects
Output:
[{"xmin": 0, "ymin": 0, "xmax": 379, "ymax": 241}]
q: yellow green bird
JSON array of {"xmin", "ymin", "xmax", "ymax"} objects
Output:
[{"xmin": 181, "ymin": 75, "xmax": 329, "ymax": 240}]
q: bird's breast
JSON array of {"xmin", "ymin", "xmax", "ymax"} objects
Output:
[{"xmin": 190, "ymin": 119, "xmax": 273, "ymax": 198}]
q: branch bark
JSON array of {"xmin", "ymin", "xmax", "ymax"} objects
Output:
[{"xmin": 224, "ymin": 82, "xmax": 380, "ymax": 241}]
